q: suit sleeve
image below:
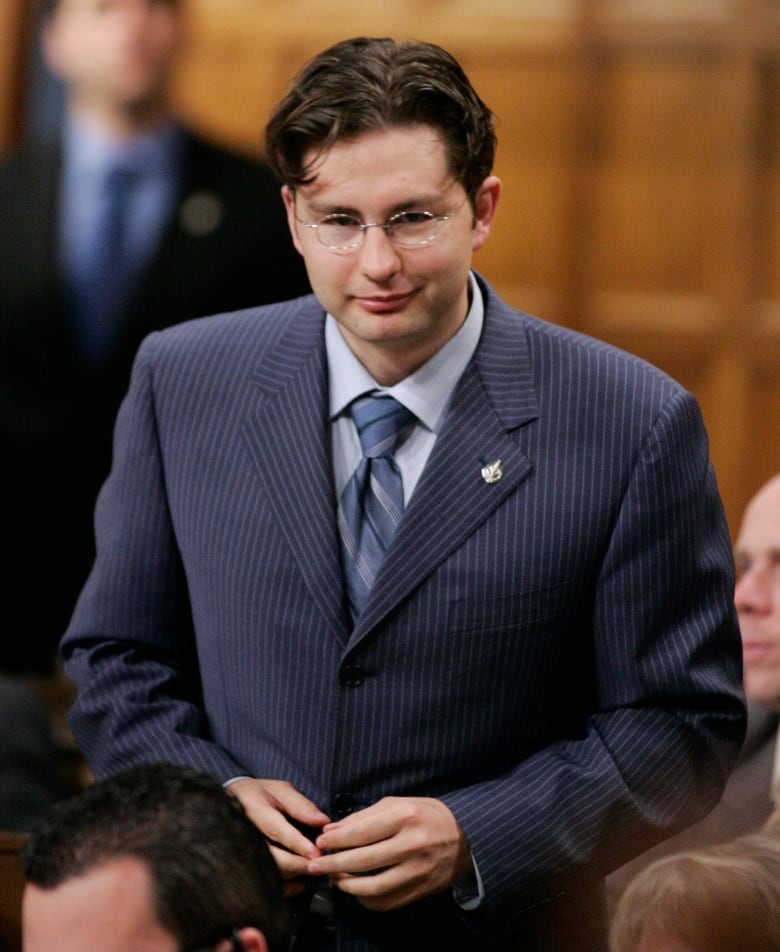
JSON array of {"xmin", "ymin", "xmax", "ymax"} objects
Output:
[
  {"xmin": 60, "ymin": 333, "xmax": 246, "ymax": 782},
  {"xmin": 440, "ymin": 388, "xmax": 746, "ymax": 937}
]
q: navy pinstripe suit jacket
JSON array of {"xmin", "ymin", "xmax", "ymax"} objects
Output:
[{"xmin": 61, "ymin": 274, "xmax": 745, "ymax": 950}]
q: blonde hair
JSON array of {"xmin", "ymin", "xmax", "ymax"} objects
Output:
[{"xmin": 610, "ymin": 834, "xmax": 780, "ymax": 952}]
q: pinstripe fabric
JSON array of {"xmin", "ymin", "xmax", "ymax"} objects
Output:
[
  {"xmin": 606, "ymin": 700, "xmax": 778, "ymax": 911},
  {"xmin": 340, "ymin": 395, "xmax": 417, "ymax": 619},
  {"xmin": 61, "ymin": 275, "xmax": 745, "ymax": 951}
]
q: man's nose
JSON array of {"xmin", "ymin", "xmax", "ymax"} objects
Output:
[
  {"xmin": 358, "ymin": 225, "xmax": 402, "ymax": 280},
  {"xmin": 735, "ymin": 564, "xmax": 773, "ymax": 614}
]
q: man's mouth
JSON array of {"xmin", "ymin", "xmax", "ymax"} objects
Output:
[{"xmin": 354, "ymin": 291, "xmax": 416, "ymax": 313}]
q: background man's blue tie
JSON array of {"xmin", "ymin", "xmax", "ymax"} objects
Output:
[
  {"xmin": 74, "ymin": 162, "xmax": 139, "ymax": 363},
  {"xmin": 339, "ymin": 394, "xmax": 417, "ymax": 620}
]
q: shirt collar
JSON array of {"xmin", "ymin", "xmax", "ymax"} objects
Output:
[{"xmin": 327, "ymin": 271, "xmax": 484, "ymax": 433}]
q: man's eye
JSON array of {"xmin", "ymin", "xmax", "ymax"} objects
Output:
[
  {"xmin": 393, "ymin": 211, "xmax": 433, "ymax": 225},
  {"xmin": 321, "ymin": 215, "xmax": 360, "ymax": 228}
]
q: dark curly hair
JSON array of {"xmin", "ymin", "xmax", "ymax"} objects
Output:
[
  {"xmin": 22, "ymin": 763, "xmax": 288, "ymax": 952},
  {"xmin": 264, "ymin": 36, "xmax": 496, "ymax": 209}
]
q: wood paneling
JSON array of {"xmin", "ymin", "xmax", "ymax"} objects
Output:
[
  {"xmin": 0, "ymin": 833, "xmax": 24, "ymax": 952},
  {"xmin": 0, "ymin": 0, "xmax": 29, "ymax": 152}
]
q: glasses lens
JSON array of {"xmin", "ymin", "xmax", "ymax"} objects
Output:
[
  {"xmin": 317, "ymin": 215, "xmax": 363, "ymax": 249},
  {"xmin": 388, "ymin": 211, "xmax": 438, "ymax": 247},
  {"xmin": 312, "ymin": 210, "xmax": 444, "ymax": 250}
]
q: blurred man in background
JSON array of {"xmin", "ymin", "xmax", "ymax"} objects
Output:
[{"xmin": 0, "ymin": 0, "xmax": 309, "ymax": 677}]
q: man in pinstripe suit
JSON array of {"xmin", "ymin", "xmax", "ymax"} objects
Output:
[{"xmin": 60, "ymin": 37, "xmax": 746, "ymax": 951}]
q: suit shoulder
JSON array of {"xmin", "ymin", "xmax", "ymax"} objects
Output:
[
  {"xmin": 479, "ymin": 275, "xmax": 679, "ymax": 389},
  {"xmin": 524, "ymin": 311, "xmax": 681, "ymax": 389},
  {"xmin": 140, "ymin": 294, "xmax": 322, "ymax": 369},
  {"xmin": 478, "ymin": 277, "xmax": 693, "ymax": 433},
  {"xmin": 486, "ymin": 290, "xmax": 687, "ymax": 405}
]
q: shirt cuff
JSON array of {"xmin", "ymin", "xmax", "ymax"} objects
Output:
[{"xmin": 453, "ymin": 853, "xmax": 485, "ymax": 909}]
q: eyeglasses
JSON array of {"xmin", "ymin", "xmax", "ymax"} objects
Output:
[{"xmin": 294, "ymin": 207, "xmax": 459, "ymax": 253}]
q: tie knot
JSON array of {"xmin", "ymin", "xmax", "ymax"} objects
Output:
[{"xmin": 350, "ymin": 395, "xmax": 416, "ymax": 459}]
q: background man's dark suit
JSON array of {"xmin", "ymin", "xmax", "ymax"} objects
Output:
[
  {"xmin": 61, "ymin": 275, "xmax": 745, "ymax": 950},
  {"xmin": 0, "ymin": 129, "xmax": 310, "ymax": 674}
]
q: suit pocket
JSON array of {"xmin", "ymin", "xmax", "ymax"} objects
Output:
[{"xmin": 448, "ymin": 579, "xmax": 573, "ymax": 635}]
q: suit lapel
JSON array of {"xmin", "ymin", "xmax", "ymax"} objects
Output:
[
  {"xmin": 241, "ymin": 304, "xmax": 350, "ymax": 645},
  {"xmin": 350, "ymin": 281, "xmax": 540, "ymax": 645}
]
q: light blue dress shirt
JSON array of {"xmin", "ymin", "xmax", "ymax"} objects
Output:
[{"xmin": 59, "ymin": 114, "xmax": 184, "ymax": 341}]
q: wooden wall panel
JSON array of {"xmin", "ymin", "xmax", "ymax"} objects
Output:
[
  {"xmin": 0, "ymin": 833, "xmax": 24, "ymax": 952},
  {"xmin": 742, "ymin": 358, "xmax": 780, "ymax": 502},
  {"xmin": 586, "ymin": 59, "xmax": 724, "ymax": 296},
  {"xmin": 453, "ymin": 54, "xmax": 580, "ymax": 323},
  {"xmin": 759, "ymin": 61, "xmax": 780, "ymax": 304},
  {"xmin": 0, "ymin": 0, "xmax": 29, "ymax": 152},
  {"xmin": 578, "ymin": 53, "xmax": 729, "ymax": 511},
  {"xmin": 600, "ymin": 0, "xmax": 733, "ymax": 22}
]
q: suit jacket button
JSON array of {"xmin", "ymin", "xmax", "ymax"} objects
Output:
[
  {"xmin": 339, "ymin": 664, "xmax": 365, "ymax": 688},
  {"xmin": 333, "ymin": 793, "xmax": 357, "ymax": 817}
]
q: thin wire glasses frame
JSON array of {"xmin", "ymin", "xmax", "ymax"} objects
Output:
[{"xmin": 294, "ymin": 205, "xmax": 462, "ymax": 253}]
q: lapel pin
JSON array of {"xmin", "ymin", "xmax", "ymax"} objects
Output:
[{"xmin": 481, "ymin": 460, "xmax": 503, "ymax": 484}]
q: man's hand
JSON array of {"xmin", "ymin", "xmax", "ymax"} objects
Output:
[
  {"xmin": 306, "ymin": 796, "xmax": 472, "ymax": 910},
  {"xmin": 228, "ymin": 779, "xmax": 331, "ymax": 891}
]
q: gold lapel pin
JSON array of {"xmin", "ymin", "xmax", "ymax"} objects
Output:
[{"xmin": 481, "ymin": 460, "xmax": 503, "ymax": 484}]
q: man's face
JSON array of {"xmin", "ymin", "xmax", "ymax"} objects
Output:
[
  {"xmin": 734, "ymin": 476, "xmax": 780, "ymax": 709},
  {"xmin": 43, "ymin": 0, "xmax": 180, "ymax": 120},
  {"xmin": 22, "ymin": 855, "xmax": 179, "ymax": 952},
  {"xmin": 282, "ymin": 124, "xmax": 500, "ymax": 385}
]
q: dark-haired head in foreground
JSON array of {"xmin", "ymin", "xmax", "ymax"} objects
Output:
[{"xmin": 21, "ymin": 763, "xmax": 288, "ymax": 952}]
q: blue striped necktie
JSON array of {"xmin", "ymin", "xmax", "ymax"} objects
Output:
[{"xmin": 339, "ymin": 394, "xmax": 416, "ymax": 619}]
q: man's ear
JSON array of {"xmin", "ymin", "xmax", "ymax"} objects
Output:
[
  {"xmin": 231, "ymin": 926, "xmax": 268, "ymax": 952},
  {"xmin": 471, "ymin": 175, "xmax": 502, "ymax": 252}
]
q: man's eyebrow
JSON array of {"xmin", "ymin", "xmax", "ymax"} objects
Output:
[
  {"xmin": 303, "ymin": 194, "xmax": 451, "ymax": 218},
  {"xmin": 734, "ymin": 546, "xmax": 780, "ymax": 564},
  {"xmin": 305, "ymin": 202, "xmax": 360, "ymax": 216}
]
